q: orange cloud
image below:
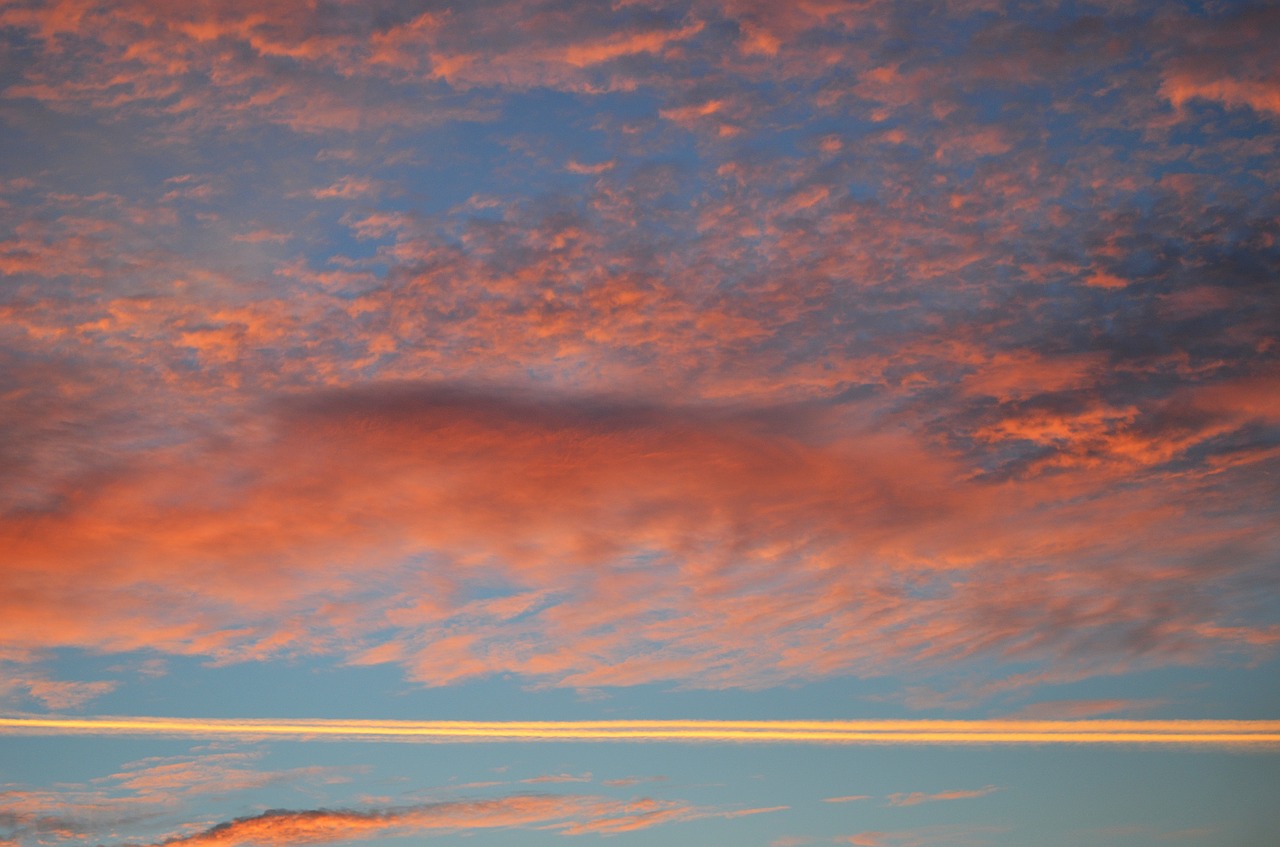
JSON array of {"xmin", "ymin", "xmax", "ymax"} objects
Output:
[
  {"xmin": 0, "ymin": 750, "xmax": 355, "ymax": 846},
  {"xmin": 716, "ymin": 0, "xmax": 874, "ymax": 57},
  {"xmin": 147, "ymin": 797, "xmax": 607, "ymax": 847},
  {"xmin": 231, "ymin": 229, "xmax": 292, "ymax": 244},
  {"xmin": 659, "ymin": 99, "xmax": 724, "ymax": 124},
  {"xmin": 565, "ymin": 159, "xmax": 616, "ymax": 175},
  {"xmin": 310, "ymin": 177, "xmax": 380, "ymax": 200},
  {"xmin": 1162, "ymin": 75, "xmax": 1280, "ymax": 117},
  {"xmin": 12, "ymin": 677, "xmax": 116, "ymax": 710},
  {"xmin": 845, "ymin": 825, "xmax": 1008, "ymax": 847},
  {"xmin": 886, "ymin": 786, "xmax": 1000, "ymax": 807},
  {"xmin": 2, "ymin": 0, "xmax": 1278, "ymax": 711},
  {"xmin": 129, "ymin": 793, "xmax": 771, "ymax": 847},
  {"xmin": 559, "ymin": 21, "xmax": 705, "ymax": 68},
  {"xmin": 1, "ymin": 376, "xmax": 1275, "ymax": 691},
  {"xmin": 1157, "ymin": 6, "xmax": 1280, "ymax": 117},
  {"xmin": 1007, "ymin": 699, "xmax": 1168, "ymax": 720}
]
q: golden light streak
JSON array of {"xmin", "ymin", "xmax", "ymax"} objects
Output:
[{"xmin": 1, "ymin": 716, "xmax": 1279, "ymax": 747}]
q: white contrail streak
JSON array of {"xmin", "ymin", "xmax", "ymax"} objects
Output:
[{"xmin": 2, "ymin": 716, "xmax": 1278, "ymax": 747}]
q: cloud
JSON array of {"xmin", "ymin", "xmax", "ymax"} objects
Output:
[
  {"xmin": 1, "ymin": 0, "xmax": 1278, "ymax": 709},
  {"xmin": 1, "ymin": 378, "xmax": 1277, "ymax": 693},
  {"xmin": 0, "ymin": 751, "xmax": 354, "ymax": 845},
  {"xmin": 1162, "ymin": 76, "xmax": 1280, "ymax": 117},
  {"xmin": 310, "ymin": 177, "xmax": 380, "ymax": 200},
  {"xmin": 844, "ymin": 825, "xmax": 1008, "ymax": 847},
  {"xmin": 231, "ymin": 229, "xmax": 292, "ymax": 244},
  {"xmin": 1007, "ymin": 699, "xmax": 1168, "ymax": 720},
  {"xmin": 88, "ymin": 751, "xmax": 356, "ymax": 802},
  {"xmin": 565, "ymin": 159, "xmax": 616, "ymax": 175},
  {"xmin": 1157, "ymin": 6, "xmax": 1280, "ymax": 117},
  {"xmin": 123, "ymin": 793, "xmax": 777, "ymax": 847},
  {"xmin": 142, "ymin": 797, "xmax": 636, "ymax": 847},
  {"xmin": 519, "ymin": 773, "xmax": 592, "ymax": 784},
  {"xmin": 886, "ymin": 786, "xmax": 1001, "ymax": 807},
  {"xmin": 0, "ymin": 793, "xmax": 687, "ymax": 847},
  {"xmin": 0, "ymin": 674, "xmax": 116, "ymax": 709},
  {"xmin": 601, "ymin": 775, "xmax": 667, "ymax": 787}
]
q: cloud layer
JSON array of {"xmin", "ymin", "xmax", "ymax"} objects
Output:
[{"xmin": 1, "ymin": 0, "xmax": 1277, "ymax": 708}]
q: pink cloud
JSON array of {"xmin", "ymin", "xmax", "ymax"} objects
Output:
[
  {"xmin": 0, "ymin": 674, "xmax": 116, "ymax": 710},
  {"xmin": 559, "ymin": 21, "xmax": 705, "ymax": 68},
  {"xmin": 602, "ymin": 775, "xmax": 667, "ymax": 787},
  {"xmin": 133, "ymin": 794, "xmax": 774, "ymax": 846},
  {"xmin": 714, "ymin": 0, "xmax": 877, "ymax": 57},
  {"xmin": 565, "ymin": 159, "xmax": 616, "ymax": 175},
  {"xmin": 1156, "ymin": 6, "xmax": 1280, "ymax": 117},
  {"xmin": 310, "ymin": 177, "xmax": 380, "ymax": 200},
  {"xmin": 659, "ymin": 98, "xmax": 725, "ymax": 124},
  {"xmin": 0, "ymin": 751, "xmax": 356, "ymax": 845},
  {"xmin": 100, "ymin": 753, "xmax": 354, "ymax": 798},
  {"xmin": 886, "ymin": 786, "xmax": 1000, "ymax": 807},
  {"xmin": 1, "ymin": 378, "xmax": 1272, "ymax": 694},
  {"xmin": 1008, "ymin": 699, "xmax": 1168, "ymax": 720},
  {"xmin": 232, "ymin": 229, "xmax": 292, "ymax": 244},
  {"xmin": 1, "ymin": 0, "xmax": 1277, "ymax": 712},
  {"xmin": 1162, "ymin": 75, "xmax": 1280, "ymax": 117},
  {"xmin": 845, "ymin": 825, "xmax": 1007, "ymax": 847},
  {"xmin": 520, "ymin": 773, "xmax": 592, "ymax": 784}
]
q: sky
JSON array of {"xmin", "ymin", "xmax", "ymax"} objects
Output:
[{"xmin": 1, "ymin": 0, "xmax": 1279, "ymax": 845}]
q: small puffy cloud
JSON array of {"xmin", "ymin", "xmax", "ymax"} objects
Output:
[
  {"xmin": 311, "ymin": 177, "xmax": 380, "ymax": 200},
  {"xmin": 232, "ymin": 229, "xmax": 292, "ymax": 244},
  {"xmin": 565, "ymin": 159, "xmax": 616, "ymax": 175}
]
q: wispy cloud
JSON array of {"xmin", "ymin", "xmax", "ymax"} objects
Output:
[
  {"xmin": 1008, "ymin": 699, "xmax": 1169, "ymax": 720},
  {"xmin": 843, "ymin": 824, "xmax": 1009, "ymax": 847},
  {"xmin": 519, "ymin": 773, "xmax": 592, "ymax": 784},
  {"xmin": 134, "ymin": 796, "xmax": 682, "ymax": 847},
  {"xmin": 96, "ymin": 794, "xmax": 786, "ymax": 847},
  {"xmin": 3, "ymin": 381, "xmax": 1275, "ymax": 693},
  {"xmin": 0, "ymin": 674, "xmax": 117, "ymax": 710},
  {"xmin": 886, "ymin": 786, "xmax": 1001, "ymax": 807},
  {"xmin": 602, "ymin": 776, "xmax": 667, "ymax": 787},
  {"xmin": 0, "ymin": 751, "xmax": 355, "ymax": 845}
]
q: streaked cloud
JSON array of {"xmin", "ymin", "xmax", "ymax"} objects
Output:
[
  {"xmin": 2, "ymin": 379, "xmax": 1275, "ymax": 694},
  {"xmin": 0, "ymin": 751, "xmax": 355, "ymax": 845},
  {"xmin": 1007, "ymin": 699, "xmax": 1169, "ymax": 720},
  {"xmin": 886, "ymin": 786, "xmax": 1000, "ymax": 807},
  {"xmin": 843, "ymin": 825, "xmax": 1009, "ymax": 847},
  {"xmin": 132, "ymin": 796, "xmax": 691, "ymax": 847}
]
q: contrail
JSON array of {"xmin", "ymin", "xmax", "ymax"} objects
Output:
[{"xmin": 2, "ymin": 716, "xmax": 1278, "ymax": 747}]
